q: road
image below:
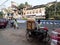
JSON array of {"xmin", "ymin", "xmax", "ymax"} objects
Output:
[{"xmin": 0, "ymin": 23, "xmax": 49, "ymax": 45}]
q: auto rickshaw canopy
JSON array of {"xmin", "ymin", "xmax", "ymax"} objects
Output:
[{"xmin": 27, "ymin": 18, "xmax": 36, "ymax": 30}]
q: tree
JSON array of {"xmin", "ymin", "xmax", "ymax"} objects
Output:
[
  {"xmin": 25, "ymin": 2, "xmax": 29, "ymax": 6},
  {"xmin": 18, "ymin": 2, "xmax": 30, "ymax": 9},
  {"xmin": 0, "ymin": 11, "xmax": 3, "ymax": 18},
  {"xmin": 18, "ymin": 3, "xmax": 25, "ymax": 15},
  {"xmin": 45, "ymin": 2, "xmax": 60, "ymax": 19},
  {"xmin": 18, "ymin": 2, "xmax": 31, "ymax": 15},
  {"xmin": 45, "ymin": 7, "xmax": 49, "ymax": 19},
  {"xmin": 18, "ymin": 3, "xmax": 25, "ymax": 9}
]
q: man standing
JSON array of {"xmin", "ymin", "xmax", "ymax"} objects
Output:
[
  {"xmin": 13, "ymin": 19, "xmax": 19, "ymax": 29},
  {"xmin": 37, "ymin": 20, "xmax": 42, "ymax": 30}
]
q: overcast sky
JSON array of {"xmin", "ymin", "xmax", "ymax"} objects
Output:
[{"xmin": 0, "ymin": 0, "xmax": 60, "ymax": 8}]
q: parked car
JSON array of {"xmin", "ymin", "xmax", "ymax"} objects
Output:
[
  {"xmin": 0, "ymin": 18, "xmax": 8, "ymax": 28},
  {"xmin": 50, "ymin": 28, "xmax": 60, "ymax": 45}
]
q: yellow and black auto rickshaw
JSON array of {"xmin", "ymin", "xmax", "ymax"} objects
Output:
[{"xmin": 26, "ymin": 18, "xmax": 50, "ymax": 42}]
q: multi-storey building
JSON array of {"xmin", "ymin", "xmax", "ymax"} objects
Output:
[
  {"xmin": 3, "ymin": 1, "xmax": 21, "ymax": 19},
  {"xmin": 23, "ymin": 5, "xmax": 46, "ymax": 19},
  {"xmin": 3, "ymin": 1, "xmax": 56, "ymax": 19}
]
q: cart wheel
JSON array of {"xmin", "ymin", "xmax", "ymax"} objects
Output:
[{"xmin": 26, "ymin": 31, "xmax": 33, "ymax": 42}]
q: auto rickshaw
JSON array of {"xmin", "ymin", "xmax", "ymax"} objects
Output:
[{"xmin": 26, "ymin": 18, "xmax": 50, "ymax": 42}]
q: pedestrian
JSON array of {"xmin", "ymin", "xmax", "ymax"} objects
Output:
[
  {"xmin": 37, "ymin": 20, "xmax": 42, "ymax": 30},
  {"xmin": 10, "ymin": 19, "xmax": 14, "ymax": 27},
  {"xmin": 13, "ymin": 19, "xmax": 19, "ymax": 29},
  {"xmin": 10, "ymin": 13, "xmax": 14, "ymax": 27}
]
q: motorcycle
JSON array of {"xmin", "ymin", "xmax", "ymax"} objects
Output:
[{"xmin": 26, "ymin": 19, "xmax": 50, "ymax": 42}]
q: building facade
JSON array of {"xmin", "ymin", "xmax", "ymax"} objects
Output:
[
  {"xmin": 3, "ymin": 1, "xmax": 22, "ymax": 19},
  {"xmin": 23, "ymin": 5, "xmax": 46, "ymax": 19},
  {"xmin": 2, "ymin": 1, "xmax": 55, "ymax": 19}
]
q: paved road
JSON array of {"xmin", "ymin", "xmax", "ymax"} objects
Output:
[{"xmin": 0, "ymin": 23, "xmax": 49, "ymax": 45}]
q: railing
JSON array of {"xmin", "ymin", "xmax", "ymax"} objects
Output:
[{"xmin": 39, "ymin": 20, "xmax": 60, "ymax": 29}]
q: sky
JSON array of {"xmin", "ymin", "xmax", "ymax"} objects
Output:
[{"xmin": 0, "ymin": 0, "xmax": 60, "ymax": 8}]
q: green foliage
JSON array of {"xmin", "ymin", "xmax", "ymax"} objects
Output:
[
  {"xmin": 0, "ymin": 11, "xmax": 3, "ymax": 15},
  {"xmin": 18, "ymin": 3, "xmax": 25, "ymax": 9},
  {"xmin": 45, "ymin": 7, "xmax": 49, "ymax": 19},
  {"xmin": 22, "ymin": 18, "xmax": 27, "ymax": 20},
  {"xmin": 0, "ymin": 11, "xmax": 3, "ymax": 18},
  {"xmin": 18, "ymin": 2, "xmax": 30, "ymax": 15},
  {"xmin": 45, "ymin": 2, "xmax": 60, "ymax": 20},
  {"xmin": 18, "ymin": 2, "xmax": 30, "ymax": 9},
  {"xmin": 54, "ymin": 15, "xmax": 60, "ymax": 20},
  {"xmin": 25, "ymin": 2, "xmax": 28, "ymax": 6}
]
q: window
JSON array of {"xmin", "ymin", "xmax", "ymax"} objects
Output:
[
  {"xmin": 24, "ymin": 13, "xmax": 25, "ymax": 15},
  {"xmin": 36, "ymin": 10, "xmax": 38, "ymax": 13},
  {"xmin": 24, "ymin": 8, "xmax": 26, "ymax": 10},
  {"xmin": 7, "ymin": 13, "xmax": 12, "ymax": 16},
  {"xmin": 7, "ymin": 13, "xmax": 9, "ymax": 16},
  {"xmin": 33, "ymin": 11, "xmax": 34, "ymax": 14},
  {"xmin": 39, "ymin": 9, "xmax": 41, "ymax": 13},
  {"xmin": 30, "ymin": 11, "xmax": 31, "ymax": 14},
  {"xmin": 27, "ymin": 12, "xmax": 29, "ymax": 14}
]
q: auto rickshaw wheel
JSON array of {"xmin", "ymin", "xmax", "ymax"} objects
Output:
[
  {"xmin": 43, "ymin": 33, "xmax": 50, "ymax": 43},
  {"xmin": 26, "ymin": 30, "xmax": 33, "ymax": 42}
]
